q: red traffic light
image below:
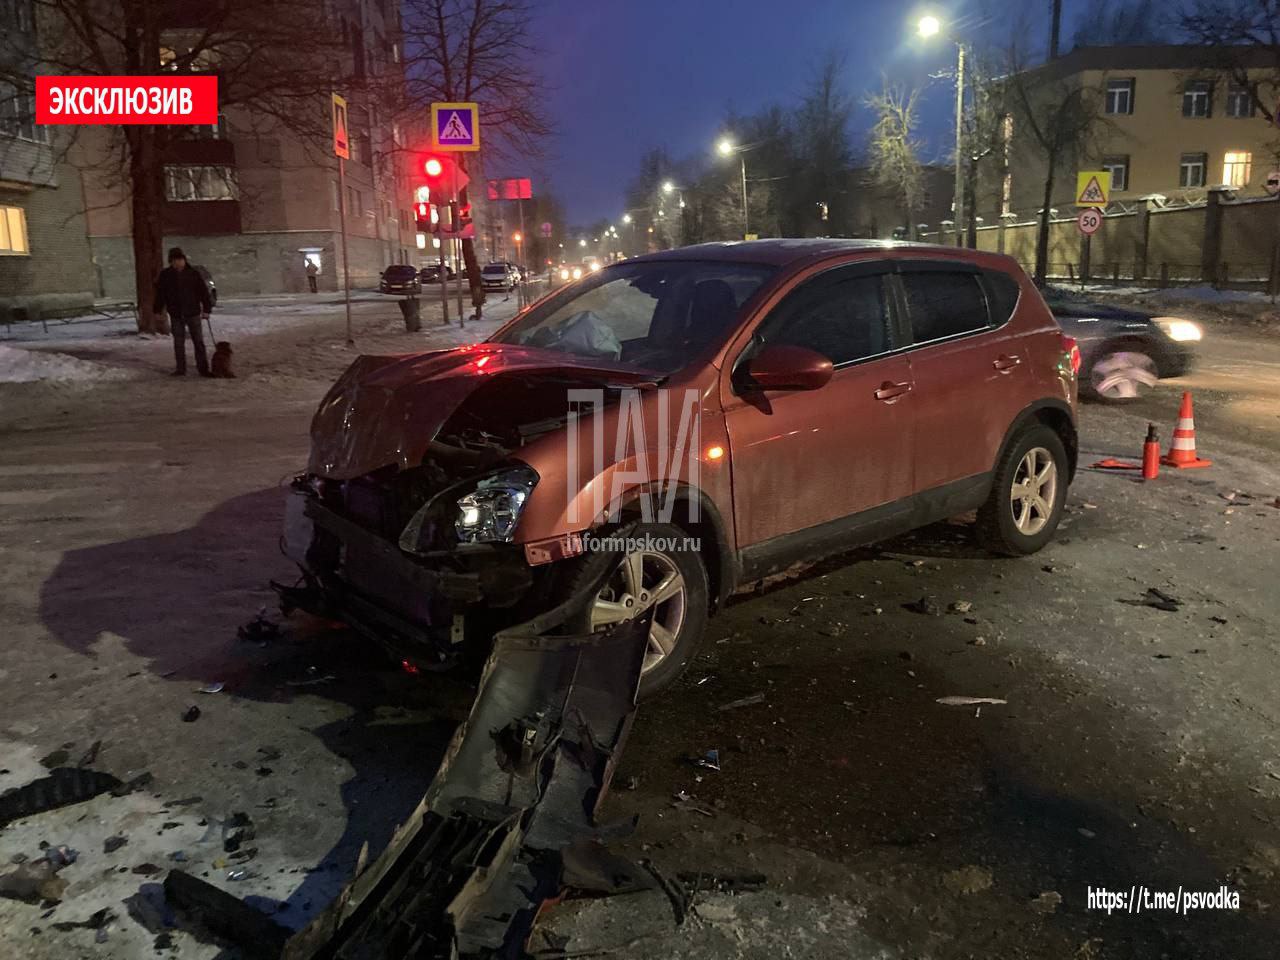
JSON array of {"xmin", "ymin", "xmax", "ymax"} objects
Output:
[{"xmin": 424, "ymin": 157, "xmax": 444, "ymax": 178}]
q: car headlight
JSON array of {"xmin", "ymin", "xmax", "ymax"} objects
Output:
[
  {"xmin": 454, "ymin": 466, "xmax": 538, "ymax": 543},
  {"xmin": 559, "ymin": 268, "xmax": 569, "ymax": 280},
  {"xmin": 1154, "ymin": 317, "xmax": 1202, "ymax": 342},
  {"xmin": 572, "ymin": 267, "xmax": 582, "ymax": 280}
]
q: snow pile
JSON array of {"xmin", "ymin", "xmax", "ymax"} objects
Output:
[{"xmin": 0, "ymin": 344, "xmax": 132, "ymax": 383}]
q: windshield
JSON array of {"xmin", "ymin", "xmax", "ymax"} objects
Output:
[
  {"xmin": 490, "ymin": 260, "xmax": 775, "ymax": 375},
  {"xmin": 483, "ymin": 264, "xmax": 507, "ymax": 275}
]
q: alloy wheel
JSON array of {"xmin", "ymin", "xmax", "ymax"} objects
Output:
[
  {"xmin": 1091, "ymin": 351, "xmax": 1158, "ymax": 400},
  {"xmin": 1009, "ymin": 447, "xmax": 1058, "ymax": 536},
  {"xmin": 589, "ymin": 551, "xmax": 687, "ymax": 674}
]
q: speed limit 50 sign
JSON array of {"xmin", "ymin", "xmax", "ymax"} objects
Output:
[{"xmin": 1077, "ymin": 207, "xmax": 1104, "ymax": 236}]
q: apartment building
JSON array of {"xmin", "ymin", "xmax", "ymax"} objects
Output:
[
  {"xmin": 80, "ymin": 0, "xmax": 416, "ymax": 300},
  {"xmin": 0, "ymin": 0, "xmax": 95, "ymax": 317},
  {"xmin": 992, "ymin": 45, "xmax": 1280, "ymax": 221}
]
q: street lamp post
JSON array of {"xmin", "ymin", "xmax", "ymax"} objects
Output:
[
  {"xmin": 918, "ymin": 14, "xmax": 966, "ymax": 248},
  {"xmin": 717, "ymin": 138, "xmax": 749, "ymax": 237}
]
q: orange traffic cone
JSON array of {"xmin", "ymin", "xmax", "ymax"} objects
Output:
[{"xmin": 1161, "ymin": 392, "xmax": 1212, "ymax": 469}]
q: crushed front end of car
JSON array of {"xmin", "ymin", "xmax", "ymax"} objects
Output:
[{"xmin": 275, "ymin": 345, "xmax": 657, "ymax": 671}]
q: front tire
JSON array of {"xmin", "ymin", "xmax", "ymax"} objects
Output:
[
  {"xmin": 976, "ymin": 423, "xmax": 1069, "ymax": 556},
  {"xmin": 559, "ymin": 522, "xmax": 709, "ymax": 699}
]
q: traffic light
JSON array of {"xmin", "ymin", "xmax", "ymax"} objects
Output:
[
  {"xmin": 415, "ymin": 201, "xmax": 431, "ymax": 233},
  {"xmin": 420, "ymin": 153, "xmax": 468, "ymax": 200}
]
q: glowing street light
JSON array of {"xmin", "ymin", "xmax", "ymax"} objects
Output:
[
  {"xmin": 512, "ymin": 231, "xmax": 522, "ymax": 243},
  {"xmin": 717, "ymin": 137, "xmax": 734, "ymax": 157},
  {"xmin": 914, "ymin": 13, "xmax": 966, "ymax": 246},
  {"xmin": 662, "ymin": 180, "xmax": 675, "ymax": 194},
  {"xmin": 579, "ymin": 238, "xmax": 587, "ymax": 247},
  {"xmin": 622, "ymin": 213, "xmax": 632, "ymax": 224},
  {"xmin": 917, "ymin": 14, "xmax": 941, "ymax": 37}
]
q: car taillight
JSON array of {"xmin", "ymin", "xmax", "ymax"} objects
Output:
[{"xmin": 1061, "ymin": 335, "xmax": 1081, "ymax": 376}]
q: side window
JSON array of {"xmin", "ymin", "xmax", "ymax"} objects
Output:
[
  {"xmin": 982, "ymin": 269, "xmax": 1021, "ymax": 326},
  {"xmin": 759, "ymin": 273, "xmax": 890, "ymax": 366},
  {"xmin": 899, "ymin": 271, "xmax": 990, "ymax": 344}
]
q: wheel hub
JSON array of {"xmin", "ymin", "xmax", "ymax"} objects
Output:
[
  {"xmin": 589, "ymin": 550, "xmax": 687, "ymax": 674},
  {"xmin": 1010, "ymin": 447, "xmax": 1058, "ymax": 536}
]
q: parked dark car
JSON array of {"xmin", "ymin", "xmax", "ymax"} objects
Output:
[
  {"xmin": 419, "ymin": 264, "xmax": 457, "ymax": 284},
  {"xmin": 283, "ymin": 240, "xmax": 1079, "ymax": 698},
  {"xmin": 1042, "ymin": 291, "xmax": 1200, "ymax": 401},
  {"xmin": 380, "ymin": 264, "xmax": 421, "ymax": 296},
  {"xmin": 193, "ymin": 264, "xmax": 218, "ymax": 308}
]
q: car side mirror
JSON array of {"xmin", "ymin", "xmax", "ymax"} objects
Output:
[{"xmin": 745, "ymin": 344, "xmax": 833, "ymax": 391}]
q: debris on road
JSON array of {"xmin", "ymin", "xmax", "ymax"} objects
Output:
[
  {"xmin": 688, "ymin": 749, "xmax": 721, "ymax": 772},
  {"xmin": 0, "ymin": 858, "xmax": 69, "ymax": 903},
  {"xmin": 181, "ymin": 705, "xmax": 201, "ymax": 722},
  {"xmin": 237, "ymin": 611, "xmax": 284, "ymax": 645},
  {"xmin": 1120, "ymin": 587, "xmax": 1182, "ymax": 612},
  {"xmin": 167, "ymin": 583, "xmax": 652, "ymax": 960},
  {"xmin": 948, "ymin": 600, "xmax": 973, "ymax": 614},
  {"xmin": 1031, "ymin": 891, "xmax": 1063, "ymax": 914},
  {"xmin": 199, "ymin": 682, "xmax": 225, "ymax": 694},
  {"xmin": 936, "ymin": 696, "xmax": 1008, "ymax": 707},
  {"xmin": 0, "ymin": 766, "xmax": 123, "ymax": 828},
  {"xmin": 905, "ymin": 595, "xmax": 944, "ymax": 616},
  {"xmin": 942, "ymin": 865, "xmax": 993, "ymax": 895},
  {"xmin": 717, "ymin": 692, "xmax": 766, "ymax": 712},
  {"xmin": 103, "ymin": 835, "xmax": 128, "ymax": 854}
]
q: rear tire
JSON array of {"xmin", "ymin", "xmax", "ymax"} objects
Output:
[
  {"xmin": 976, "ymin": 423, "xmax": 1068, "ymax": 556},
  {"xmin": 558, "ymin": 521, "xmax": 709, "ymax": 700}
]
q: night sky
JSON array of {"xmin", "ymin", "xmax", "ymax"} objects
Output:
[{"xmin": 531, "ymin": 0, "xmax": 1093, "ymax": 225}]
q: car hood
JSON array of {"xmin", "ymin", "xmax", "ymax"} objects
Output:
[{"xmin": 308, "ymin": 342, "xmax": 660, "ymax": 479}]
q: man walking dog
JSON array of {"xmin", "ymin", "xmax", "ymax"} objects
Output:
[{"xmin": 154, "ymin": 247, "xmax": 213, "ymax": 377}]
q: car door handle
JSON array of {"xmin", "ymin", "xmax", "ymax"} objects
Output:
[
  {"xmin": 993, "ymin": 354, "xmax": 1022, "ymax": 372},
  {"xmin": 874, "ymin": 381, "xmax": 913, "ymax": 402}
]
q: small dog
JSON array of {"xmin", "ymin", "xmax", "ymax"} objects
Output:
[{"xmin": 210, "ymin": 341, "xmax": 236, "ymax": 378}]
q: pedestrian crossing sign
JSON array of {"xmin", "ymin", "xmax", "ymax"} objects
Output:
[
  {"xmin": 431, "ymin": 102, "xmax": 480, "ymax": 152},
  {"xmin": 1076, "ymin": 170, "xmax": 1110, "ymax": 207}
]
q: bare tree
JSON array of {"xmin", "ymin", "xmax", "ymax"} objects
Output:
[
  {"xmin": 1181, "ymin": 0, "xmax": 1280, "ymax": 130},
  {"xmin": 1072, "ymin": 0, "xmax": 1168, "ymax": 47},
  {"xmin": 959, "ymin": 51, "xmax": 1012, "ymax": 247},
  {"xmin": 865, "ymin": 82, "xmax": 925, "ymax": 239},
  {"xmin": 4, "ymin": 1, "xmax": 350, "ymax": 332},
  {"xmin": 400, "ymin": 0, "xmax": 552, "ymax": 315},
  {"xmin": 1003, "ymin": 47, "xmax": 1109, "ymax": 283}
]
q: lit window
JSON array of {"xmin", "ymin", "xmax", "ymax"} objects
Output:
[
  {"xmin": 0, "ymin": 205, "xmax": 30, "ymax": 255},
  {"xmin": 1105, "ymin": 78, "xmax": 1134, "ymax": 115},
  {"xmin": 1102, "ymin": 156, "xmax": 1129, "ymax": 192},
  {"xmin": 1222, "ymin": 151, "xmax": 1251, "ymax": 187},
  {"xmin": 1182, "ymin": 80, "xmax": 1212, "ymax": 118},
  {"xmin": 164, "ymin": 165, "xmax": 239, "ymax": 201},
  {"xmin": 1225, "ymin": 84, "xmax": 1254, "ymax": 118},
  {"xmin": 1179, "ymin": 153, "xmax": 1207, "ymax": 188}
]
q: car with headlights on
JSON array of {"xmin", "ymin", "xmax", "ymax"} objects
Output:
[
  {"xmin": 380, "ymin": 264, "xmax": 422, "ymax": 296},
  {"xmin": 280, "ymin": 240, "xmax": 1078, "ymax": 698},
  {"xmin": 1042, "ymin": 292, "xmax": 1200, "ymax": 401}
]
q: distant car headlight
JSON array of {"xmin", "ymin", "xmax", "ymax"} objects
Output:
[
  {"xmin": 589, "ymin": 262, "xmax": 601, "ymax": 272},
  {"xmin": 1154, "ymin": 318, "xmax": 1202, "ymax": 342},
  {"xmin": 572, "ymin": 267, "xmax": 582, "ymax": 280},
  {"xmin": 559, "ymin": 268, "xmax": 570, "ymax": 280},
  {"xmin": 453, "ymin": 466, "xmax": 539, "ymax": 543}
]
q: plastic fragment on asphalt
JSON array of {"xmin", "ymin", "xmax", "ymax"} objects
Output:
[
  {"xmin": 199, "ymin": 682, "xmax": 225, "ymax": 694},
  {"xmin": 936, "ymin": 696, "xmax": 1007, "ymax": 706},
  {"xmin": 717, "ymin": 692, "xmax": 765, "ymax": 712}
]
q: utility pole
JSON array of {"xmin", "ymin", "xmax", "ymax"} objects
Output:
[
  {"xmin": 952, "ymin": 43, "xmax": 966, "ymax": 248},
  {"xmin": 1049, "ymin": 0, "xmax": 1062, "ymax": 59},
  {"xmin": 740, "ymin": 155, "xmax": 749, "ymax": 237}
]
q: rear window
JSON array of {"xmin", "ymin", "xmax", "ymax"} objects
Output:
[
  {"xmin": 983, "ymin": 269, "xmax": 1021, "ymax": 326},
  {"xmin": 900, "ymin": 271, "xmax": 990, "ymax": 343}
]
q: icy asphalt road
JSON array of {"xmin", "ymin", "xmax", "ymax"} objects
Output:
[{"xmin": 0, "ymin": 300, "xmax": 1278, "ymax": 958}]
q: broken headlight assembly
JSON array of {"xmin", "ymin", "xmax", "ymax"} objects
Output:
[{"xmin": 400, "ymin": 465, "xmax": 539, "ymax": 554}]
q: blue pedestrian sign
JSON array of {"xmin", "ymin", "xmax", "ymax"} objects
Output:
[{"xmin": 431, "ymin": 102, "xmax": 480, "ymax": 152}]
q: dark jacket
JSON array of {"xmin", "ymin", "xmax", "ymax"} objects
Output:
[{"xmin": 153, "ymin": 265, "xmax": 212, "ymax": 319}]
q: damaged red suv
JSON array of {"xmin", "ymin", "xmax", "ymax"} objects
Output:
[{"xmin": 281, "ymin": 240, "xmax": 1078, "ymax": 696}]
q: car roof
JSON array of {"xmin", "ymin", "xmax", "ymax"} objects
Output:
[{"xmin": 627, "ymin": 238, "xmax": 1019, "ymax": 271}]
